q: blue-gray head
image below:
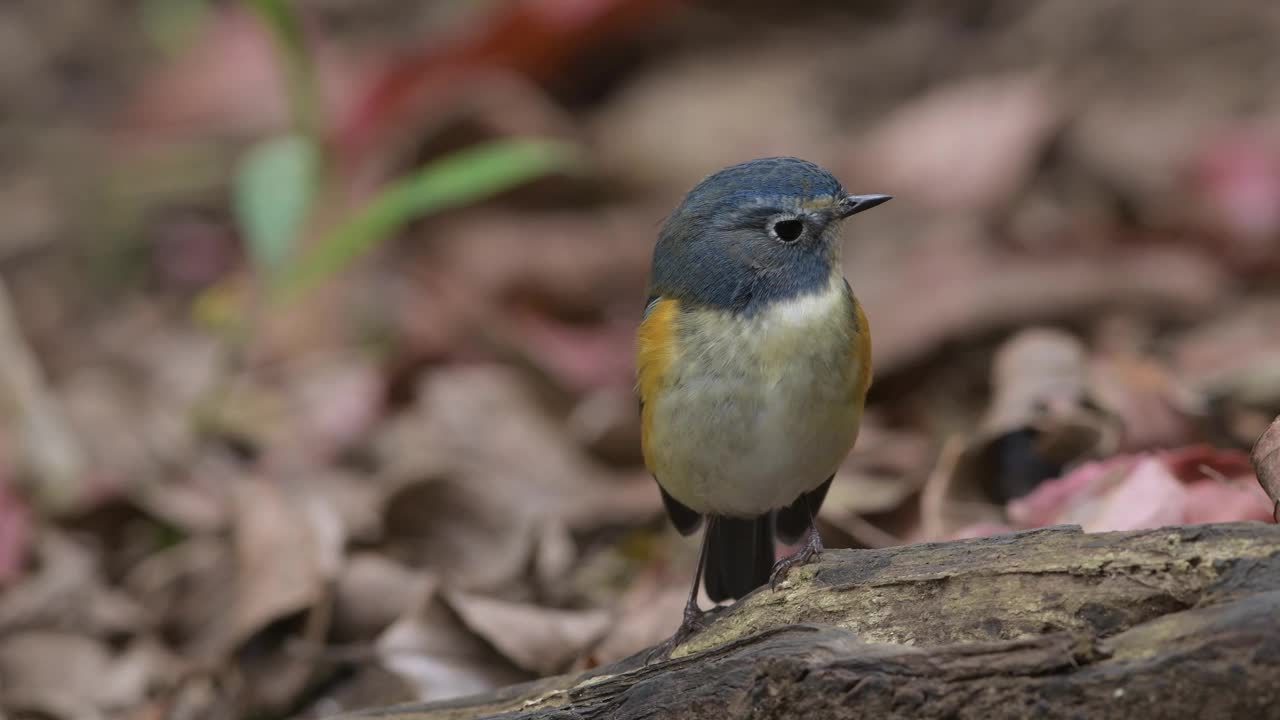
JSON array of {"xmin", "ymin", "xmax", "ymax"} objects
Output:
[{"xmin": 649, "ymin": 157, "xmax": 889, "ymax": 314}]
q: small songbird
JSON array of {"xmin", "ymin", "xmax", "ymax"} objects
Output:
[{"xmin": 636, "ymin": 157, "xmax": 889, "ymax": 648}]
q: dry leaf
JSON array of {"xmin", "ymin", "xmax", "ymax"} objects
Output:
[
  {"xmin": 0, "ymin": 632, "xmax": 174, "ymax": 719},
  {"xmin": 853, "ymin": 225, "xmax": 1231, "ymax": 373},
  {"xmin": 444, "ymin": 590, "xmax": 612, "ymax": 676},
  {"xmin": 852, "ymin": 72, "xmax": 1060, "ymax": 212},
  {"xmin": 209, "ymin": 474, "xmax": 347, "ymax": 711},
  {"xmin": 375, "ymin": 366, "xmax": 657, "ymax": 590},
  {"xmin": 334, "ymin": 553, "xmax": 430, "ymax": 641},
  {"xmin": 0, "ymin": 529, "xmax": 144, "ymax": 637},
  {"xmin": 590, "ymin": 47, "xmax": 833, "ymax": 195},
  {"xmin": 587, "ymin": 570, "xmax": 685, "ymax": 665},
  {"xmin": 376, "ymin": 580, "xmax": 529, "ymax": 703},
  {"xmin": 1251, "ymin": 416, "xmax": 1280, "ymax": 522},
  {"xmin": 1006, "ymin": 446, "xmax": 1272, "ymax": 532},
  {"xmin": 922, "ymin": 329, "xmax": 1111, "ymax": 539},
  {"xmin": 224, "ymin": 476, "xmax": 333, "ymax": 653},
  {"xmin": 1173, "ymin": 300, "xmax": 1280, "ymax": 408},
  {"xmin": 0, "ymin": 477, "xmax": 30, "ymax": 585},
  {"xmin": 122, "ymin": 536, "xmax": 235, "ymax": 655}
]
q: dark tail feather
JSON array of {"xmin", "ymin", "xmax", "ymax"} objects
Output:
[{"xmin": 703, "ymin": 514, "xmax": 775, "ymax": 603}]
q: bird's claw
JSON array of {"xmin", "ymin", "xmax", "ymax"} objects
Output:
[
  {"xmin": 645, "ymin": 603, "xmax": 707, "ymax": 664},
  {"xmin": 769, "ymin": 527, "xmax": 824, "ymax": 590}
]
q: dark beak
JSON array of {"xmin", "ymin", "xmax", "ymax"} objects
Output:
[{"xmin": 837, "ymin": 193, "xmax": 892, "ymax": 219}]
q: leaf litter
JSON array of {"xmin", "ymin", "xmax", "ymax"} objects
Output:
[{"xmin": 2, "ymin": 0, "xmax": 1280, "ymax": 717}]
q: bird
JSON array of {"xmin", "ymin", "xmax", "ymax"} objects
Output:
[{"xmin": 635, "ymin": 156, "xmax": 889, "ymax": 651}]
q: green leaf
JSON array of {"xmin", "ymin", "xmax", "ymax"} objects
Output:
[
  {"xmin": 277, "ymin": 138, "xmax": 581, "ymax": 301},
  {"xmin": 233, "ymin": 134, "xmax": 318, "ymax": 279}
]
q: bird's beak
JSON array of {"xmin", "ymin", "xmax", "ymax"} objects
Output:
[{"xmin": 837, "ymin": 193, "xmax": 892, "ymax": 219}]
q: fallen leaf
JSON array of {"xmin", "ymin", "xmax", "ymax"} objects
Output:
[
  {"xmin": 202, "ymin": 473, "xmax": 346, "ymax": 712},
  {"xmin": 1075, "ymin": 456, "xmax": 1187, "ymax": 532},
  {"xmin": 1188, "ymin": 126, "xmax": 1280, "ymax": 270},
  {"xmin": 444, "ymin": 590, "xmax": 612, "ymax": 676},
  {"xmin": 920, "ymin": 436, "xmax": 1001, "ymax": 541},
  {"xmin": 532, "ymin": 518, "xmax": 578, "ymax": 600},
  {"xmin": 334, "ymin": 553, "xmax": 430, "ymax": 641},
  {"xmin": 820, "ymin": 417, "xmax": 931, "ymax": 542},
  {"xmin": 590, "ymin": 47, "xmax": 833, "ymax": 196},
  {"xmin": 374, "ymin": 366, "xmax": 657, "ymax": 590},
  {"xmin": 586, "ymin": 566, "xmax": 684, "ymax": 665},
  {"xmin": 0, "ymin": 471, "xmax": 30, "ymax": 585},
  {"xmin": 376, "ymin": 579, "xmax": 529, "ymax": 703},
  {"xmin": 922, "ymin": 329, "xmax": 1111, "ymax": 538},
  {"xmin": 0, "ymin": 529, "xmax": 144, "ymax": 638},
  {"xmin": 224, "ymin": 475, "xmax": 333, "ymax": 652},
  {"xmin": 1251, "ymin": 415, "xmax": 1280, "ymax": 522},
  {"xmin": 1172, "ymin": 299, "xmax": 1280, "ymax": 409},
  {"xmin": 851, "ymin": 72, "xmax": 1061, "ymax": 212},
  {"xmin": 121, "ymin": 536, "xmax": 235, "ymax": 656},
  {"xmin": 0, "ymin": 632, "xmax": 175, "ymax": 719},
  {"xmin": 852, "ymin": 225, "xmax": 1231, "ymax": 374},
  {"xmin": 379, "ymin": 476, "xmax": 538, "ymax": 593},
  {"xmin": 1007, "ymin": 446, "xmax": 1272, "ymax": 533}
]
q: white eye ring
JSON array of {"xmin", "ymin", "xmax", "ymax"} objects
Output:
[{"xmin": 769, "ymin": 216, "xmax": 805, "ymax": 243}]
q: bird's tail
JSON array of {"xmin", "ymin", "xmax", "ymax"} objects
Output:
[{"xmin": 703, "ymin": 514, "xmax": 775, "ymax": 603}]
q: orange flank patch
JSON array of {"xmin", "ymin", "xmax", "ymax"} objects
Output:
[
  {"xmin": 636, "ymin": 297, "xmax": 679, "ymax": 469},
  {"xmin": 851, "ymin": 298, "xmax": 873, "ymax": 401}
]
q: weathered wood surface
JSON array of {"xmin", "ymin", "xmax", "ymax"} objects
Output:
[{"xmin": 337, "ymin": 523, "xmax": 1280, "ymax": 720}]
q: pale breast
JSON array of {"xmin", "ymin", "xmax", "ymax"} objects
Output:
[{"xmin": 647, "ymin": 279, "xmax": 867, "ymax": 517}]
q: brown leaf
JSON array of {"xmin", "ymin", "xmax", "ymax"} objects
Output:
[
  {"xmin": 376, "ymin": 580, "xmax": 529, "ymax": 702},
  {"xmin": 590, "ymin": 48, "xmax": 834, "ymax": 196},
  {"xmin": 921, "ymin": 329, "xmax": 1112, "ymax": 538},
  {"xmin": 380, "ymin": 476, "xmax": 539, "ymax": 592},
  {"xmin": 444, "ymin": 590, "xmax": 612, "ymax": 676},
  {"xmin": 1172, "ymin": 299, "xmax": 1280, "ymax": 408},
  {"xmin": 224, "ymin": 476, "xmax": 334, "ymax": 653},
  {"xmin": 375, "ymin": 366, "xmax": 658, "ymax": 590},
  {"xmin": 121, "ymin": 536, "xmax": 234, "ymax": 656},
  {"xmin": 0, "ymin": 632, "xmax": 175, "ymax": 719},
  {"xmin": 1251, "ymin": 416, "xmax": 1280, "ymax": 523},
  {"xmin": 0, "ymin": 529, "xmax": 144, "ymax": 637},
  {"xmin": 850, "ymin": 72, "xmax": 1060, "ymax": 212},
  {"xmin": 820, "ymin": 418, "xmax": 931, "ymax": 539},
  {"xmin": 920, "ymin": 435, "xmax": 1003, "ymax": 540},
  {"xmin": 586, "ymin": 567, "xmax": 685, "ymax": 665},
  {"xmin": 334, "ymin": 554, "xmax": 430, "ymax": 641},
  {"xmin": 852, "ymin": 227, "xmax": 1231, "ymax": 374},
  {"xmin": 0, "ymin": 475, "xmax": 30, "ymax": 585},
  {"xmin": 183, "ymin": 474, "xmax": 349, "ymax": 711}
]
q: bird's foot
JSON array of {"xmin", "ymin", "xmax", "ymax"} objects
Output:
[
  {"xmin": 645, "ymin": 601, "xmax": 708, "ymax": 664},
  {"xmin": 769, "ymin": 526, "xmax": 824, "ymax": 590}
]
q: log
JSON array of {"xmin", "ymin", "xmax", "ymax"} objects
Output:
[{"xmin": 337, "ymin": 523, "xmax": 1280, "ymax": 720}]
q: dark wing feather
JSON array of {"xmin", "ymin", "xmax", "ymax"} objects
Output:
[
  {"xmin": 659, "ymin": 485, "xmax": 703, "ymax": 535},
  {"xmin": 775, "ymin": 474, "xmax": 833, "ymax": 544}
]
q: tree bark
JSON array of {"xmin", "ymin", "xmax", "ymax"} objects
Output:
[{"xmin": 337, "ymin": 523, "xmax": 1280, "ymax": 720}]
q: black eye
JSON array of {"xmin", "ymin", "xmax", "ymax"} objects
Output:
[{"xmin": 771, "ymin": 218, "xmax": 804, "ymax": 242}]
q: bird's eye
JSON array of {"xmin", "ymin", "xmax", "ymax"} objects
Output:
[{"xmin": 771, "ymin": 218, "xmax": 804, "ymax": 243}]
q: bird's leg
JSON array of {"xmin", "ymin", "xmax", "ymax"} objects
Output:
[
  {"xmin": 646, "ymin": 522, "xmax": 712, "ymax": 663},
  {"xmin": 770, "ymin": 501, "xmax": 824, "ymax": 589}
]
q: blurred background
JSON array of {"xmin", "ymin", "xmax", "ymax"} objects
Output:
[{"xmin": 1, "ymin": 0, "xmax": 1279, "ymax": 717}]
